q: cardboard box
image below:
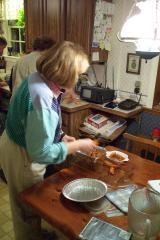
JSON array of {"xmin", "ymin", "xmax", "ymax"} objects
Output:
[{"xmin": 87, "ymin": 114, "xmax": 108, "ymax": 129}]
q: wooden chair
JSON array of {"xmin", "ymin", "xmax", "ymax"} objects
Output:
[{"xmin": 123, "ymin": 133, "xmax": 160, "ymax": 161}]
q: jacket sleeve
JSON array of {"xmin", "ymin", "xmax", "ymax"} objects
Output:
[{"xmin": 25, "ymin": 108, "xmax": 68, "ymax": 164}]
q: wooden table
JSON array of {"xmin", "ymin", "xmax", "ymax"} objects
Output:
[{"xmin": 19, "ymin": 146, "xmax": 160, "ymax": 240}]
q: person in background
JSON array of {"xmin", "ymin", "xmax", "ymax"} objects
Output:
[
  {"xmin": 0, "ymin": 41, "xmax": 96, "ymax": 240},
  {"xmin": 0, "ymin": 36, "xmax": 7, "ymax": 56},
  {"xmin": 11, "ymin": 36, "xmax": 55, "ymax": 93},
  {"xmin": 0, "ymin": 36, "xmax": 7, "ymax": 75}
]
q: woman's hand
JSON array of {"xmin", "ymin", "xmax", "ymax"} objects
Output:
[
  {"xmin": 65, "ymin": 138, "xmax": 97, "ymax": 155},
  {"xmin": 62, "ymin": 134, "xmax": 76, "ymax": 143},
  {"xmin": 76, "ymin": 138, "xmax": 96, "ymax": 154}
]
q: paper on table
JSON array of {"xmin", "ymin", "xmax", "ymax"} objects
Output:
[
  {"xmin": 79, "ymin": 217, "xmax": 131, "ymax": 240},
  {"xmin": 105, "ymin": 184, "xmax": 138, "ymax": 213},
  {"xmin": 147, "ymin": 180, "xmax": 160, "ymax": 194}
]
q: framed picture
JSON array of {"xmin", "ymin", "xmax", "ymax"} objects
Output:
[{"xmin": 126, "ymin": 53, "xmax": 141, "ymax": 74}]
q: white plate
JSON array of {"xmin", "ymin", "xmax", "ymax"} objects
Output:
[{"xmin": 106, "ymin": 150, "xmax": 129, "ymax": 164}]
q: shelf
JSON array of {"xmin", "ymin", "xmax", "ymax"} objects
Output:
[
  {"xmin": 11, "ymin": 40, "xmax": 25, "ymax": 43},
  {"xmin": 10, "ymin": 26, "xmax": 24, "ymax": 29},
  {"xmin": 79, "ymin": 124, "xmax": 127, "ymax": 143}
]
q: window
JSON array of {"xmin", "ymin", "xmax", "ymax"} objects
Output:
[
  {"xmin": 3, "ymin": 0, "xmax": 25, "ymax": 56},
  {"xmin": 5, "ymin": 0, "xmax": 23, "ymax": 20},
  {"xmin": 9, "ymin": 25, "xmax": 25, "ymax": 56}
]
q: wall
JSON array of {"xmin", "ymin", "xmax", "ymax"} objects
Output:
[{"xmin": 101, "ymin": 0, "xmax": 159, "ymax": 108}]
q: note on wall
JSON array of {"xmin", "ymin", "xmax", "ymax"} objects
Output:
[
  {"xmin": 93, "ymin": 0, "xmax": 114, "ymax": 52},
  {"xmin": 92, "ymin": 52, "xmax": 100, "ymax": 62}
]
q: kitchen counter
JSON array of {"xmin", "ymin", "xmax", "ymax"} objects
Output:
[
  {"xmin": 61, "ymin": 98, "xmax": 143, "ymax": 140},
  {"xmin": 61, "ymin": 99, "xmax": 90, "ymax": 112},
  {"xmin": 61, "ymin": 98, "xmax": 143, "ymax": 118}
]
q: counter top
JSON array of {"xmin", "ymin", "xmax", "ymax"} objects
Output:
[
  {"xmin": 61, "ymin": 99, "xmax": 90, "ymax": 110},
  {"xmin": 61, "ymin": 98, "xmax": 143, "ymax": 118},
  {"xmin": 91, "ymin": 103, "xmax": 143, "ymax": 118}
]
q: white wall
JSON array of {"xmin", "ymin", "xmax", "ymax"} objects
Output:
[{"xmin": 106, "ymin": 0, "xmax": 159, "ymax": 108}]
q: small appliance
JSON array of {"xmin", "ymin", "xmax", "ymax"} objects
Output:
[{"xmin": 80, "ymin": 86, "xmax": 115, "ymax": 104}]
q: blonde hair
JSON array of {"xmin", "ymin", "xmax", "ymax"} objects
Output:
[{"xmin": 36, "ymin": 41, "xmax": 89, "ymax": 88}]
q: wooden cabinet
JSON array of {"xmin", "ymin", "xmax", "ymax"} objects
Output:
[
  {"xmin": 61, "ymin": 107, "xmax": 91, "ymax": 139},
  {"xmin": 153, "ymin": 59, "xmax": 160, "ymax": 107},
  {"xmin": 61, "ymin": 105, "xmax": 128, "ymax": 144},
  {"xmin": 66, "ymin": 0, "xmax": 95, "ymax": 56},
  {"xmin": 43, "ymin": 0, "xmax": 65, "ymax": 42},
  {"xmin": 24, "ymin": 0, "xmax": 95, "ymax": 55},
  {"xmin": 24, "ymin": 0, "xmax": 65, "ymax": 52},
  {"xmin": 61, "ymin": 101, "xmax": 142, "ymax": 143},
  {"xmin": 24, "ymin": 0, "xmax": 44, "ymax": 52}
]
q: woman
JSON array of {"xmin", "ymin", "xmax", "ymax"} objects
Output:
[
  {"xmin": 11, "ymin": 35, "xmax": 55, "ymax": 93},
  {"xmin": 0, "ymin": 41, "xmax": 96, "ymax": 240}
]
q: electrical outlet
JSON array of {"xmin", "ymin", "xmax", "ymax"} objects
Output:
[
  {"xmin": 134, "ymin": 81, "xmax": 141, "ymax": 94},
  {"xmin": 134, "ymin": 87, "xmax": 140, "ymax": 94}
]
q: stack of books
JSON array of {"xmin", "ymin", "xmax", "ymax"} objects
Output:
[
  {"xmin": 87, "ymin": 114, "xmax": 108, "ymax": 129},
  {"xmin": 84, "ymin": 114, "xmax": 126, "ymax": 138}
]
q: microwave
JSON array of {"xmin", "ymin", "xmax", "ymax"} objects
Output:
[{"xmin": 80, "ymin": 86, "xmax": 115, "ymax": 104}]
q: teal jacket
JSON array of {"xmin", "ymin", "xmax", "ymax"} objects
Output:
[{"xmin": 6, "ymin": 72, "xmax": 67, "ymax": 164}]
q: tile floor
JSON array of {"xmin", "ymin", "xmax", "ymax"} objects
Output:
[
  {"xmin": 0, "ymin": 177, "xmax": 68, "ymax": 240},
  {"xmin": 0, "ymin": 178, "xmax": 15, "ymax": 240}
]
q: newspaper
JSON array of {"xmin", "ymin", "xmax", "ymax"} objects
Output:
[{"xmin": 83, "ymin": 119, "xmax": 126, "ymax": 138}]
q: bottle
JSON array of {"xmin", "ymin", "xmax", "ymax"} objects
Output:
[{"xmin": 151, "ymin": 128, "xmax": 160, "ymax": 141}]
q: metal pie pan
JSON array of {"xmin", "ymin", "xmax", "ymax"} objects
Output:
[{"xmin": 62, "ymin": 178, "xmax": 107, "ymax": 202}]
